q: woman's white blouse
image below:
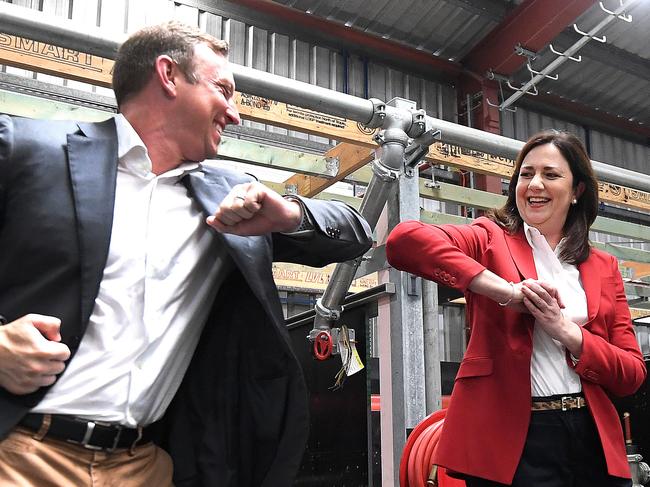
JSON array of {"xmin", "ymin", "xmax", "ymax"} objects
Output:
[{"xmin": 524, "ymin": 223, "xmax": 588, "ymax": 397}]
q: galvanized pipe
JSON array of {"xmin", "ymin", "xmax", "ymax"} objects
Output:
[
  {"xmin": 425, "ymin": 115, "xmax": 650, "ymax": 193},
  {"xmin": 1, "ymin": 1, "xmax": 649, "ymax": 192},
  {"xmin": 0, "ymin": 2, "xmax": 123, "ymax": 58},
  {"xmin": 313, "ymin": 126, "xmax": 410, "ymax": 331},
  {"xmin": 232, "ymin": 65, "xmax": 375, "ymax": 124},
  {"xmin": 312, "ymin": 163, "xmax": 397, "ymax": 328}
]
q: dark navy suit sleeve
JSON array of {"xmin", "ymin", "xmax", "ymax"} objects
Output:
[{"xmin": 271, "ymin": 195, "xmax": 372, "ymax": 267}]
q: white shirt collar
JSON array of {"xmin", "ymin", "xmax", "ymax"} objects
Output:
[
  {"xmin": 523, "ymin": 222, "xmax": 567, "ymax": 256},
  {"xmin": 113, "ymin": 113, "xmax": 199, "ymax": 178}
]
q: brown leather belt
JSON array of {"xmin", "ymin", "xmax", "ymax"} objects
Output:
[{"xmin": 531, "ymin": 395, "xmax": 586, "ymax": 411}]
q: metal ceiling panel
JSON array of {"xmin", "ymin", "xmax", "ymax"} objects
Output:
[
  {"xmin": 272, "ymin": 0, "xmax": 501, "ymax": 62},
  {"xmin": 572, "ymin": 0, "xmax": 650, "ymax": 58}
]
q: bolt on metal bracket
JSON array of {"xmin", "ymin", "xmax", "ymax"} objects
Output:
[
  {"xmin": 404, "ymin": 127, "xmax": 442, "ymax": 175},
  {"xmin": 370, "ymin": 158, "xmax": 401, "ymax": 182},
  {"xmin": 366, "ymin": 98, "xmax": 387, "ymax": 128},
  {"xmin": 314, "ymin": 297, "xmax": 342, "ymax": 322},
  {"xmin": 324, "ymin": 156, "xmax": 340, "ymax": 177},
  {"xmin": 514, "ymin": 43, "xmax": 537, "ymax": 60}
]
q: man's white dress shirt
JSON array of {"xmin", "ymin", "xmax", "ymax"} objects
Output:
[{"xmin": 34, "ymin": 114, "xmax": 232, "ymax": 426}]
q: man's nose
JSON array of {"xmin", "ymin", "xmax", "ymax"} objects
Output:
[{"xmin": 227, "ymin": 101, "xmax": 241, "ymax": 126}]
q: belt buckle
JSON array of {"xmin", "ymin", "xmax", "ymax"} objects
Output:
[
  {"xmin": 66, "ymin": 420, "xmax": 122, "ymax": 452},
  {"xmin": 561, "ymin": 396, "xmax": 572, "ymax": 411}
]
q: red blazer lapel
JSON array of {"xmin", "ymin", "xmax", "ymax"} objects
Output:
[
  {"xmin": 578, "ymin": 251, "xmax": 601, "ymax": 323},
  {"xmin": 504, "ymin": 230, "xmax": 538, "ymax": 281}
]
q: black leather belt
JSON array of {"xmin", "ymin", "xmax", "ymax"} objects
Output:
[{"xmin": 19, "ymin": 413, "xmax": 152, "ymax": 452}]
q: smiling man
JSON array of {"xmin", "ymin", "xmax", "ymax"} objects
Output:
[{"xmin": 0, "ymin": 21, "xmax": 372, "ymax": 487}]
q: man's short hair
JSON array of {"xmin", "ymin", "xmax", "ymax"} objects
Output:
[{"xmin": 112, "ymin": 21, "xmax": 229, "ymax": 107}]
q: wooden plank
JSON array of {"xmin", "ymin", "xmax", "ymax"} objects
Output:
[
  {"xmin": 235, "ymin": 92, "xmax": 377, "ymax": 146},
  {"xmin": 0, "ymin": 33, "xmax": 113, "ymax": 87},
  {"xmin": 1, "ymin": 33, "xmax": 649, "ymax": 213},
  {"xmin": 283, "ymin": 143, "xmax": 373, "ymax": 197}
]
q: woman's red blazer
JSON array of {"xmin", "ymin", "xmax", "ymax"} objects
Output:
[{"xmin": 386, "ymin": 217, "xmax": 646, "ymax": 484}]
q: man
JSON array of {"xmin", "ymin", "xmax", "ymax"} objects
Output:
[{"xmin": 0, "ymin": 21, "xmax": 372, "ymax": 486}]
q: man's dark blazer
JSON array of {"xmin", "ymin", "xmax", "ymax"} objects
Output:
[{"xmin": 0, "ymin": 114, "xmax": 373, "ymax": 486}]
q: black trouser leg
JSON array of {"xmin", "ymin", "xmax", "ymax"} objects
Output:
[{"xmin": 464, "ymin": 409, "xmax": 631, "ymax": 487}]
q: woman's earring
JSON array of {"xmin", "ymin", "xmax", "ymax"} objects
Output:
[{"xmin": 571, "ymin": 198, "xmax": 577, "ymax": 205}]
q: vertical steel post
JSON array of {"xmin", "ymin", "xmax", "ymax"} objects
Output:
[
  {"xmin": 422, "ymin": 279, "xmax": 442, "ymax": 412},
  {"xmin": 373, "ymin": 98, "xmax": 427, "ymax": 486}
]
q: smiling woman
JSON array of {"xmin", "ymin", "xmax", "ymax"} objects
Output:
[
  {"xmin": 515, "ymin": 144, "xmax": 581, "ymax": 248},
  {"xmin": 386, "ymin": 130, "xmax": 645, "ymax": 487},
  {"xmin": 492, "ymin": 130, "xmax": 600, "ymax": 265}
]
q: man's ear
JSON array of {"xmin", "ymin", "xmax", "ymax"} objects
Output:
[{"xmin": 154, "ymin": 55, "xmax": 178, "ymax": 98}]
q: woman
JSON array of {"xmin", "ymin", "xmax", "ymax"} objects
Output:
[{"xmin": 386, "ymin": 130, "xmax": 646, "ymax": 486}]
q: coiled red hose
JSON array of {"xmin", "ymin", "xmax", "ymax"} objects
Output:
[{"xmin": 399, "ymin": 409, "xmax": 466, "ymax": 487}]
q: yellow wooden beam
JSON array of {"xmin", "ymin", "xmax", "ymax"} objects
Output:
[
  {"xmin": 0, "ymin": 33, "xmax": 113, "ymax": 86},
  {"xmin": 283, "ymin": 143, "xmax": 373, "ymax": 197}
]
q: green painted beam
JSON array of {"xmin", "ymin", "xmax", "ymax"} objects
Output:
[
  {"xmin": 592, "ymin": 242, "xmax": 650, "ymax": 264},
  {"xmin": 420, "ymin": 210, "xmax": 474, "ymax": 226},
  {"xmin": 262, "ymin": 180, "xmax": 361, "ymax": 210},
  {"xmin": 0, "ymin": 89, "xmax": 112, "ymax": 121},
  {"xmin": 592, "ymin": 216, "xmax": 650, "ymax": 241},
  {"xmin": 218, "ymin": 137, "xmax": 331, "ymax": 176}
]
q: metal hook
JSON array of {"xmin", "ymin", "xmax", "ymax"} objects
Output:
[
  {"xmin": 505, "ymin": 78, "xmax": 538, "ymax": 96},
  {"xmin": 484, "ymin": 72, "xmax": 517, "ymax": 112},
  {"xmin": 598, "ymin": 1, "xmax": 632, "ymax": 22},
  {"xmin": 526, "ymin": 62, "xmax": 559, "ymax": 80},
  {"xmin": 485, "ymin": 97, "xmax": 517, "ymax": 113},
  {"xmin": 506, "ymin": 79, "xmax": 522, "ymax": 91},
  {"xmin": 549, "ymin": 44, "xmax": 582, "ymax": 63},
  {"xmin": 524, "ymin": 83, "xmax": 539, "ymax": 96},
  {"xmin": 573, "ymin": 24, "xmax": 607, "ymax": 43}
]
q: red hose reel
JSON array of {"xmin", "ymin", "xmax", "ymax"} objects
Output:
[{"xmin": 399, "ymin": 408, "xmax": 466, "ymax": 487}]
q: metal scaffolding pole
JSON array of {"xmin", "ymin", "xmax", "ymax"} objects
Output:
[{"xmin": 1, "ymin": 1, "xmax": 648, "ymax": 192}]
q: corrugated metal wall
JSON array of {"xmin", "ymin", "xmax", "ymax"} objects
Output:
[
  {"xmin": 501, "ymin": 106, "xmax": 587, "ymax": 145},
  {"xmin": 590, "ymin": 130, "xmax": 650, "ymax": 174},
  {"xmin": 0, "ymin": 0, "xmax": 456, "ymax": 147},
  {"xmin": 500, "ymin": 106, "xmax": 649, "ymax": 173}
]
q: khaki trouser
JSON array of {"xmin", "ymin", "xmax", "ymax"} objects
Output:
[{"xmin": 0, "ymin": 427, "xmax": 174, "ymax": 487}]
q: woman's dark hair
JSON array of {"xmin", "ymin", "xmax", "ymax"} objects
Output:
[{"xmin": 488, "ymin": 130, "xmax": 599, "ymax": 265}]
